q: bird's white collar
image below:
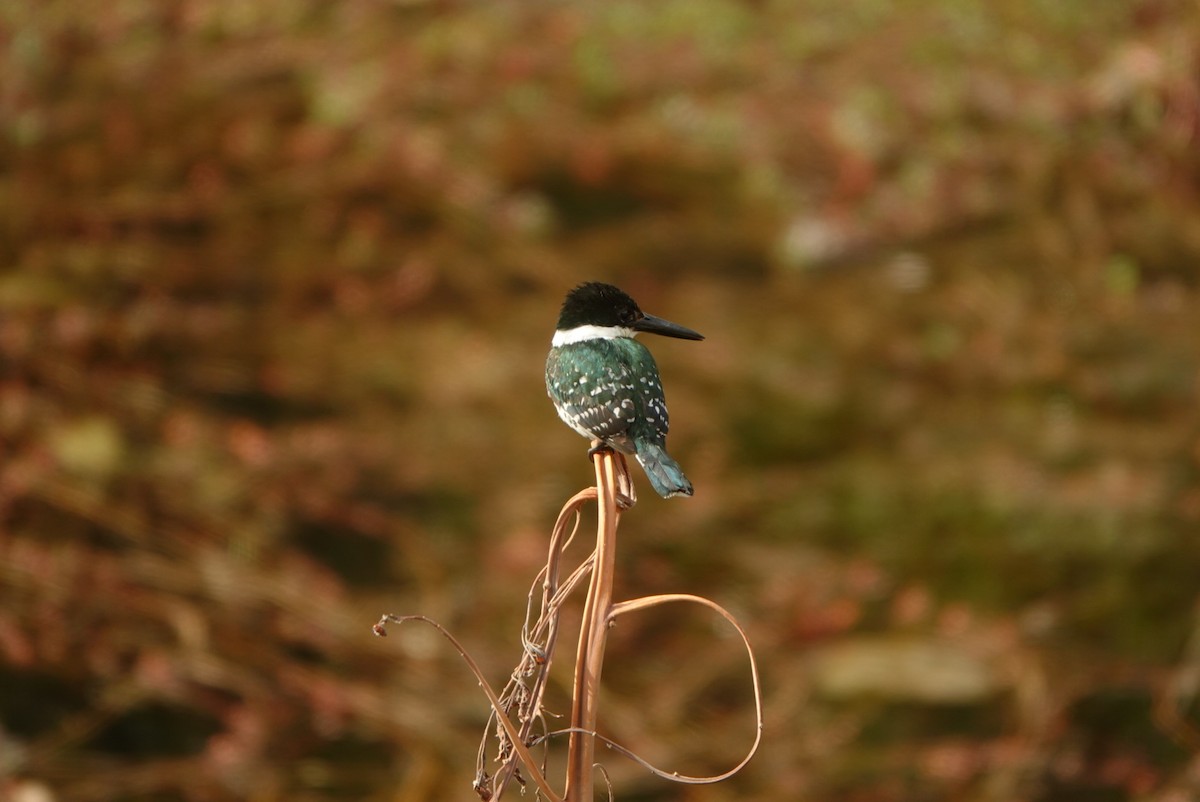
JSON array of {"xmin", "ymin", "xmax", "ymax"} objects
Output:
[{"xmin": 551, "ymin": 325, "xmax": 636, "ymax": 346}]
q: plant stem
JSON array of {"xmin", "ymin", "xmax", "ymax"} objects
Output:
[{"xmin": 564, "ymin": 448, "xmax": 621, "ymax": 802}]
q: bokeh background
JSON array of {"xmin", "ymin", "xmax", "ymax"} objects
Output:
[{"xmin": 5, "ymin": 1, "xmax": 1200, "ymax": 800}]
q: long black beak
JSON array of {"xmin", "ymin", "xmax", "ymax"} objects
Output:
[{"xmin": 633, "ymin": 313, "xmax": 704, "ymax": 341}]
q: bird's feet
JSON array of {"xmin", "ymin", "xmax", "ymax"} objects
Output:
[
  {"xmin": 587, "ymin": 441, "xmax": 612, "ymax": 459},
  {"xmin": 588, "ymin": 441, "xmax": 637, "ymax": 509}
]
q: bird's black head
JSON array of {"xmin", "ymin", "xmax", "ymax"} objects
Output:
[
  {"xmin": 556, "ymin": 282, "xmax": 641, "ymax": 329},
  {"xmin": 555, "ymin": 282, "xmax": 704, "ymax": 341}
]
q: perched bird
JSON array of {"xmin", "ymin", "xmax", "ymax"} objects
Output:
[{"xmin": 546, "ymin": 282, "xmax": 703, "ymax": 498}]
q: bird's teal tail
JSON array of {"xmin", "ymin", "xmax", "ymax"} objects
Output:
[{"xmin": 634, "ymin": 442, "xmax": 693, "ymax": 498}]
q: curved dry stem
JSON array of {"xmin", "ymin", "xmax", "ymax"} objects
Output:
[
  {"xmin": 373, "ymin": 614, "xmax": 563, "ymax": 802},
  {"xmin": 601, "ymin": 593, "xmax": 765, "ymax": 784}
]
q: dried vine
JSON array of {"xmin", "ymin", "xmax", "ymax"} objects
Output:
[{"xmin": 375, "ymin": 447, "xmax": 762, "ymax": 801}]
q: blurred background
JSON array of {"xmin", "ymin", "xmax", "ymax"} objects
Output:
[{"xmin": 4, "ymin": 1, "xmax": 1200, "ymax": 800}]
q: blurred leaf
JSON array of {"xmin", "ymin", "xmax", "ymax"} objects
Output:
[
  {"xmin": 48, "ymin": 417, "xmax": 125, "ymax": 478},
  {"xmin": 811, "ymin": 636, "xmax": 1001, "ymax": 704},
  {"xmin": 1105, "ymin": 253, "xmax": 1141, "ymax": 297}
]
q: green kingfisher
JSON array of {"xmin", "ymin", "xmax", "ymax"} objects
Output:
[{"xmin": 546, "ymin": 282, "xmax": 703, "ymax": 498}]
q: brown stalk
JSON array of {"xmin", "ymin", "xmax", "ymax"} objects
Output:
[{"xmin": 564, "ymin": 447, "xmax": 623, "ymax": 802}]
